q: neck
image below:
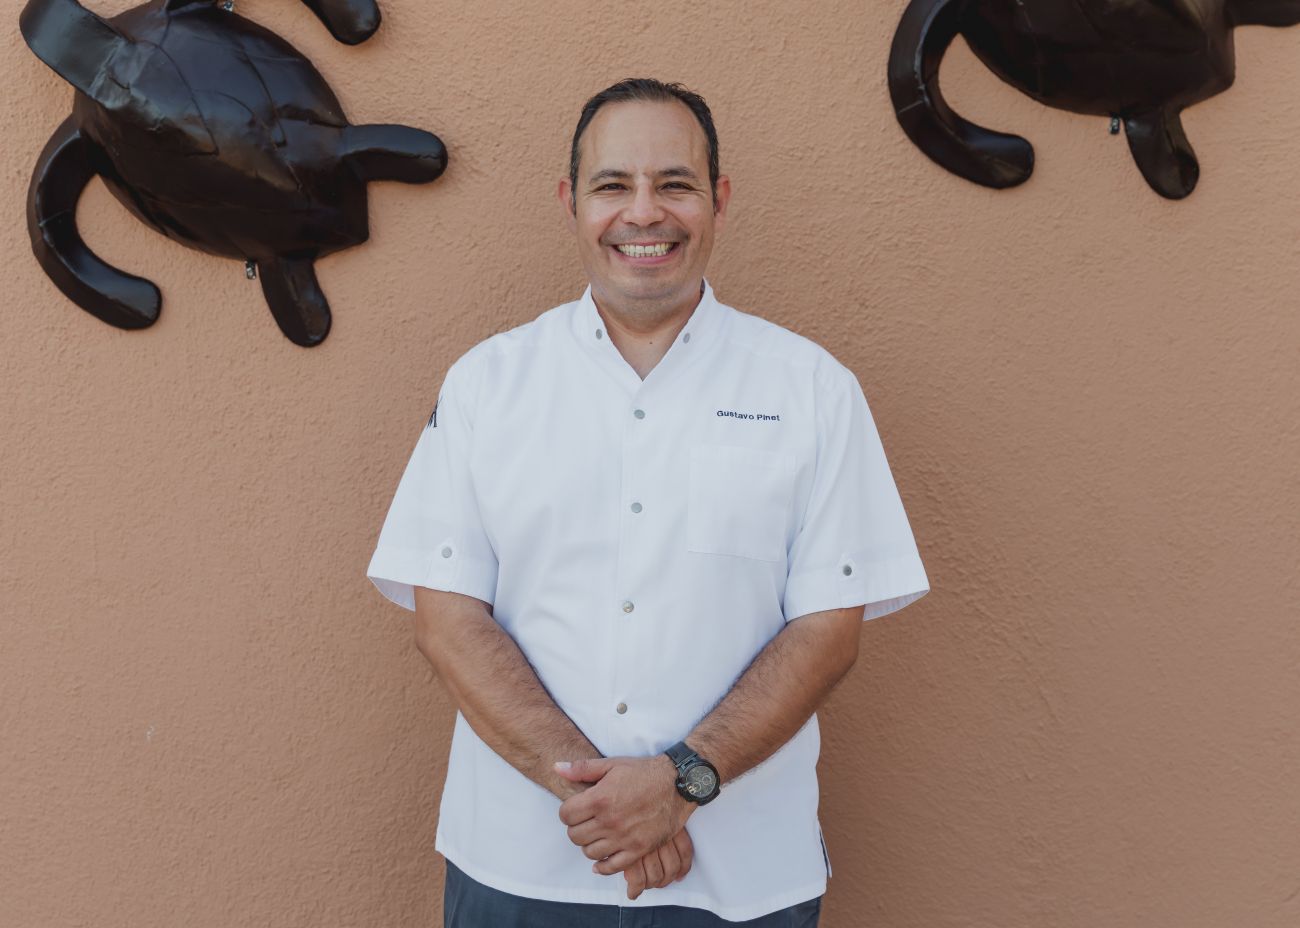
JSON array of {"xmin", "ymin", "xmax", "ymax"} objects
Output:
[{"xmin": 592, "ymin": 282, "xmax": 704, "ymax": 380}]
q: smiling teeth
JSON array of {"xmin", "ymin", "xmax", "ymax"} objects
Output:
[{"xmin": 617, "ymin": 243, "xmax": 673, "ymax": 257}]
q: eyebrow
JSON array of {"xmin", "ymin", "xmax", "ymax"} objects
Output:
[{"xmin": 587, "ymin": 166, "xmax": 702, "ymax": 185}]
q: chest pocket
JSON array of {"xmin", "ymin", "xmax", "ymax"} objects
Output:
[{"xmin": 687, "ymin": 443, "xmax": 795, "ymax": 562}]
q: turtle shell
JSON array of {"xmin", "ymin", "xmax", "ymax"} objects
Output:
[
  {"xmin": 73, "ymin": 0, "xmax": 368, "ymax": 261},
  {"xmin": 960, "ymin": 0, "xmax": 1236, "ymax": 117}
]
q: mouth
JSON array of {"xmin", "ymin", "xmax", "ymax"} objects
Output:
[{"xmin": 609, "ymin": 241, "xmax": 681, "ymax": 263}]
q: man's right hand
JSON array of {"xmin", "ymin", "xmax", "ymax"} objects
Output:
[{"xmin": 622, "ymin": 828, "xmax": 694, "ymax": 900}]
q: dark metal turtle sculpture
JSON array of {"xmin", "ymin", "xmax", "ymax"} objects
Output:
[
  {"xmin": 21, "ymin": 0, "xmax": 447, "ymax": 346},
  {"xmin": 888, "ymin": 0, "xmax": 1300, "ymax": 199}
]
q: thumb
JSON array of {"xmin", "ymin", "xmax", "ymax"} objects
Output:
[{"xmin": 554, "ymin": 757, "xmax": 614, "ymax": 783}]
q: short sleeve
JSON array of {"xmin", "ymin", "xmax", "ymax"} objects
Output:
[
  {"xmin": 366, "ymin": 358, "xmax": 499, "ymax": 611},
  {"xmin": 783, "ymin": 363, "xmax": 930, "ymax": 623}
]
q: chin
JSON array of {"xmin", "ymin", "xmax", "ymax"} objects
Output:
[
  {"xmin": 616, "ymin": 271, "xmax": 686, "ymax": 295},
  {"xmin": 622, "ymin": 284, "xmax": 684, "ymax": 306}
]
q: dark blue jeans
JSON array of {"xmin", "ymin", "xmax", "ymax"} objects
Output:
[{"xmin": 444, "ymin": 860, "xmax": 822, "ymax": 927}]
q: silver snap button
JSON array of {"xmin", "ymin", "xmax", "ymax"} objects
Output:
[
  {"xmin": 441, "ymin": 546, "xmax": 453, "ymax": 559},
  {"xmin": 622, "ymin": 601, "xmax": 635, "ymax": 614},
  {"xmin": 683, "ymin": 332, "xmax": 691, "ymax": 344},
  {"xmin": 842, "ymin": 564, "xmax": 853, "ymax": 576},
  {"xmin": 616, "ymin": 703, "xmax": 628, "ymax": 715},
  {"xmin": 596, "ymin": 329, "xmax": 603, "ymax": 340},
  {"xmin": 633, "ymin": 409, "xmax": 645, "ymax": 420},
  {"xmin": 630, "ymin": 502, "xmax": 642, "ymax": 514}
]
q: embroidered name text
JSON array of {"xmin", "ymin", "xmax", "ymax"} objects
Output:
[{"xmin": 717, "ymin": 409, "xmax": 781, "ymax": 421}]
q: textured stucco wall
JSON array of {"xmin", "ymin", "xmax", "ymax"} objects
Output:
[{"xmin": 3, "ymin": 1, "xmax": 1299, "ymax": 926}]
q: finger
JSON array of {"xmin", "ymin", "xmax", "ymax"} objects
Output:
[
  {"xmin": 624, "ymin": 860, "xmax": 647, "ymax": 901},
  {"xmin": 673, "ymin": 829, "xmax": 694, "ymax": 881},
  {"xmin": 655, "ymin": 841, "xmax": 679, "ymax": 888},
  {"xmin": 554, "ymin": 758, "xmax": 614, "ymax": 783},
  {"xmin": 642, "ymin": 848, "xmax": 665, "ymax": 889},
  {"xmin": 594, "ymin": 848, "xmax": 640, "ymax": 876},
  {"xmin": 557, "ymin": 795, "xmax": 597, "ymax": 828},
  {"xmin": 566, "ymin": 820, "xmax": 603, "ymax": 847},
  {"xmin": 582, "ymin": 838, "xmax": 617, "ymax": 861}
]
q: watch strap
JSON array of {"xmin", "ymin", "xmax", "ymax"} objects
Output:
[{"xmin": 664, "ymin": 741, "xmax": 699, "ymax": 770}]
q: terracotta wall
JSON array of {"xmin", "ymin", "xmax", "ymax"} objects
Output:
[{"xmin": 3, "ymin": 1, "xmax": 1298, "ymax": 926}]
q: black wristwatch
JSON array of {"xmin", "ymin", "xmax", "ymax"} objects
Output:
[{"xmin": 664, "ymin": 741, "xmax": 721, "ymax": 805}]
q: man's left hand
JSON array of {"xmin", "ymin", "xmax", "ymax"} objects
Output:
[
  {"xmin": 623, "ymin": 827, "xmax": 694, "ymax": 900},
  {"xmin": 555, "ymin": 755, "xmax": 694, "ymax": 875}
]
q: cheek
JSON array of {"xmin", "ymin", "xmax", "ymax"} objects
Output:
[
  {"xmin": 579, "ymin": 215, "xmax": 615, "ymax": 249},
  {"xmin": 677, "ymin": 206, "xmax": 715, "ymax": 240}
]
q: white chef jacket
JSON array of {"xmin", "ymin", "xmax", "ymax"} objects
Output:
[{"xmin": 367, "ymin": 280, "xmax": 929, "ymax": 921}]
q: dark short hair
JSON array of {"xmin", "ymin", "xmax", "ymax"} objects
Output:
[{"xmin": 568, "ymin": 78, "xmax": 720, "ymax": 207}]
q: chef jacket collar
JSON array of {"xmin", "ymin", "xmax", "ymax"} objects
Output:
[{"xmin": 572, "ymin": 278, "xmax": 726, "ymax": 394}]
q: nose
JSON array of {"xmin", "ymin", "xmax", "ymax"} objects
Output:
[{"xmin": 621, "ymin": 181, "xmax": 665, "ymax": 227}]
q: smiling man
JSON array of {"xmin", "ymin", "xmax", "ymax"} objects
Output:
[{"xmin": 367, "ymin": 79, "xmax": 930, "ymax": 927}]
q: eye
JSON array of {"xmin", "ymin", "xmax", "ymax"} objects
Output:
[
  {"xmin": 595, "ymin": 183, "xmax": 625, "ymax": 192},
  {"xmin": 663, "ymin": 182, "xmax": 692, "ymax": 190}
]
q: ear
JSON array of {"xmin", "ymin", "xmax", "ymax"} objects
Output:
[
  {"xmin": 556, "ymin": 177, "xmax": 577, "ymax": 231},
  {"xmin": 712, "ymin": 174, "xmax": 732, "ymax": 232}
]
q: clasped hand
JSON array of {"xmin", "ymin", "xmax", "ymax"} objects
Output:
[{"xmin": 555, "ymin": 755, "xmax": 695, "ymax": 900}]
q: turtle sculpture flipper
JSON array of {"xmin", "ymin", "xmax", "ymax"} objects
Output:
[
  {"xmin": 22, "ymin": 0, "xmax": 164, "ymax": 328},
  {"xmin": 259, "ymin": 256, "xmax": 332, "ymax": 347},
  {"xmin": 1123, "ymin": 107, "xmax": 1200, "ymax": 200},
  {"xmin": 28, "ymin": 116, "xmax": 161, "ymax": 329},
  {"xmin": 340, "ymin": 124, "xmax": 449, "ymax": 184},
  {"xmin": 22, "ymin": 0, "xmax": 124, "ymax": 93},
  {"xmin": 301, "ymin": 0, "xmax": 381, "ymax": 45},
  {"xmin": 1229, "ymin": 0, "xmax": 1300, "ymax": 24},
  {"xmin": 887, "ymin": 0, "xmax": 1035, "ymax": 189},
  {"xmin": 165, "ymin": 0, "xmax": 381, "ymax": 43}
]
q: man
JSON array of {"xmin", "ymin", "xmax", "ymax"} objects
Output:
[{"xmin": 367, "ymin": 78, "xmax": 929, "ymax": 927}]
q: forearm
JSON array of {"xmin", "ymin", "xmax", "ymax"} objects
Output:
[
  {"xmin": 686, "ymin": 606, "xmax": 864, "ymax": 783},
  {"xmin": 413, "ymin": 587, "xmax": 599, "ymax": 800},
  {"xmin": 555, "ymin": 607, "xmax": 865, "ymax": 876}
]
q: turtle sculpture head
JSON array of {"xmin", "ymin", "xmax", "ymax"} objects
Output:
[
  {"xmin": 888, "ymin": 0, "xmax": 1300, "ymax": 199},
  {"xmin": 21, "ymin": 0, "xmax": 446, "ymax": 346}
]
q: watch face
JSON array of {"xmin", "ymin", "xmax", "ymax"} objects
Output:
[{"xmin": 684, "ymin": 764, "xmax": 718, "ymax": 799}]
